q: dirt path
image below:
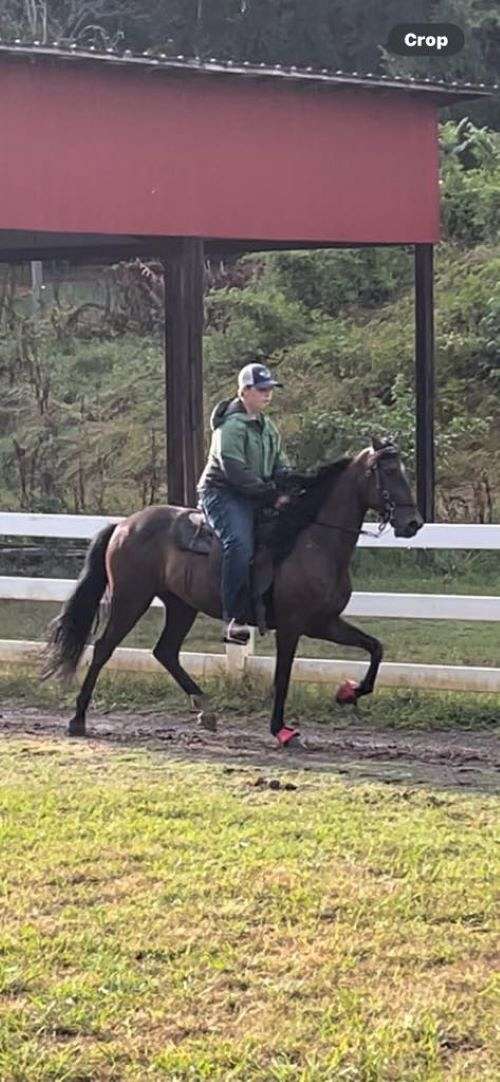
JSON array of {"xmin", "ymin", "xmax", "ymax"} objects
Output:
[{"xmin": 1, "ymin": 705, "xmax": 498, "ymax": 793}]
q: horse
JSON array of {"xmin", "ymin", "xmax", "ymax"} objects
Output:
[{"xmin": 42, "ymin": 438, "xmax": 423, "ymax": 746}]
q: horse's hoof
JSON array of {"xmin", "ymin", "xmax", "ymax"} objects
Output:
[
  {"xmin": 275, "ymin": 726, "xmax": 301, "ymax": 748},
  {"xmin": 197, "ymin": 711, "xmax": 217, "ymax": 733},
  {"xmin": 189, "ymin": 694, "xmax": 210, "ymax": 713},
  {"xmin": 336, "ymin": 679, "xmax": 359, "ymax": 705},
  {"xmin": 68, "ymin": 717, "xmax": 86, "ymax": 738}
]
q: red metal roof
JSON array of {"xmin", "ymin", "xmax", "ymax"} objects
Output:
[{"xmin": 0, "ymin": 41, "xmax": 495, "ymax": 102}]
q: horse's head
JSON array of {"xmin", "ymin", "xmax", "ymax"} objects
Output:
[{"xmin": 361, "ymin": 437, "xmax": 424, "ymax": 538}]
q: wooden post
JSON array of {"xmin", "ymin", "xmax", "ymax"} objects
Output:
[
  {"xmin": 30, "ymin": 260, "xmax": 44, "ymax": 316},
  {"xmin": 414, "ymin": 244, "xmax": 435, "ymax": 522},
  {"xmin": 225, "ymin": 627, "xmax": 255, "ymax": 678},
  {"xmin": 163, "ymin": 238, "xmax": 205, "ymax": 507}
]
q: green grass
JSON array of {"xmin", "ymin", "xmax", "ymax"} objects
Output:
[
  {"xmin": 0, "ymin": 666, "xmax": 499, "ymax": 731},
  {"xmin": 0, "ymin": 737, "xmax": 497, "ymax": 1081},
  {"xmin": 1, "ymin": 599, "xmax": 499, "ymax": 668}
]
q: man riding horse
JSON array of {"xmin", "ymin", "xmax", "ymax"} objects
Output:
[
  {"xmin": 43, "ymin": 370, "xmax": 424, "ymax": 745},
  {"xmin": 197, "ymin": 362, "xmax": 292, "ymax": 646}
]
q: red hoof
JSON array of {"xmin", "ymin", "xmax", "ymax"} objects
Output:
[
  {"xmin": 275, "ymin": 726, "xmax": 300, "ymax": 747},
  {"xmin": 336, "ymin": 679, "xmax": 359, "ymax": 705}
]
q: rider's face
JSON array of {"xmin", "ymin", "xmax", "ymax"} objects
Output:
[{"xmin": 242, "ymin": 386, "xmax": 274, "ymax": 412}]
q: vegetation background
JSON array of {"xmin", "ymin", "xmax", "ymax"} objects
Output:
[
  {"xmin": 0, "ymin": 17, "xmax": 498, "ymax": 1074},
  {"xmin": 0, "ymin": 3, "xmax": 498, "ymax": 608},
  {"xmin": 0, "ymin": 124, "xmax": 498, "ymax": 522}
]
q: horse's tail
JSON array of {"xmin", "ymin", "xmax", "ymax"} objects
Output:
[{"xmin": 41, "ymin": 523, "xmax": 117, "ymax": 682}]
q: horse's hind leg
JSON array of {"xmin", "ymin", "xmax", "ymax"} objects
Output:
[
  {"xmin": 153, "ymin": 592, "xmax": 212, "ymax": 715},
  {"xmin": 69, "ymin": 589, "xmax": 154, "ymax": 737}
]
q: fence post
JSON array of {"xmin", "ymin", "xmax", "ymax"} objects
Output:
[{"xmin": 225, "ymin": 626, "xmax": 255, "ymax": 678}]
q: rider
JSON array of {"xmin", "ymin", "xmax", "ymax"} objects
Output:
[{"xmin": 197, "ymin": 362, "xmax": 291, "ymax": 645}]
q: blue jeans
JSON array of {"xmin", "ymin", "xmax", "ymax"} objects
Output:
[{"xmin": 199, "ymin": 487, "xmax": 255, "ymax": 623}]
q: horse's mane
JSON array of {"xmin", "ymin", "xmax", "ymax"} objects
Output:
[{"xmin": 268, "ymin": 457, "xmax": 352, "ymax": 564}]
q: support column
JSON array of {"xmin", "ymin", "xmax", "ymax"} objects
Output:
[
  {"xmin": 163, "ymin": 238, "xmax": 205, "ymax": 507},
  {"xmin": 30, "ymin": 261, "xmax": 44, "ymax": 316},
  {"xmin": 414, "ymin": 244, "xmax": 435, "ymax": 522}
]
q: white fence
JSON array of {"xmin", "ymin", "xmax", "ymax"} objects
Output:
[
  {"xmin": 2, "ymin": 511, "xmax": 500, "ymax": 548},
  {"xmin": 0, "ymin": 513, "xmax": 499, "ymax": 694}
]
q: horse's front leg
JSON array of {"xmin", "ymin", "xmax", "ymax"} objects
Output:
[
  {"xmin": 316, "ymin": 615, "xmax": 383, "ymax": 704},
  {"xmin": 270, "ymin": 626, "xmax": 300, "ymax": 745}
]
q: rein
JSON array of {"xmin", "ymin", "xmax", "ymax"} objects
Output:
[{"xmin": 313, "ymin": 520, "xmax": 387, "ymax": 539}]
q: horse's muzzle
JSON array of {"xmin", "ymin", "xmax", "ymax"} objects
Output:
[{"xmin": 394, "ymin": 512, "xmax": 424, "ymax": 538}]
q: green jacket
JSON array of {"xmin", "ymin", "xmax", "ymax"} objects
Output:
[{"xmin": 197, "ymin": 397, "xmax": 290, "ymax": 502}]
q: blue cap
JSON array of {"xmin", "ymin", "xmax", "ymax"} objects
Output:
[{"xmin": 238, "ymin": 363, "xmax": 283, "ymax": 390}]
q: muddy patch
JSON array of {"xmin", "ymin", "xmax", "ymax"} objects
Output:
[{"xmin": 0, "ymin": 706, "xmax": 498, "ymax": 793}]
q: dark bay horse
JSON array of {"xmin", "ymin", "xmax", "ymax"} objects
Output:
[{"xmin": 43, "ymin": 439, "xmax": 423, "ymax": 745}]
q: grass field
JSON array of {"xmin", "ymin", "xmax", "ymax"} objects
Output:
[{"xmin": 0, "ymin": 735, "xmax": 498, "ymax": 1081}]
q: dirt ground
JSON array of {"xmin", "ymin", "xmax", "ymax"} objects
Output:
[{"xmin": 0, "ymin": 705, "xmax": 498, "ymax": 793}]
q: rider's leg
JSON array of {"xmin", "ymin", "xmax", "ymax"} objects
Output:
[{"xmin": 200, "ymin": 488, "xmax": 254, "ymax": 633}]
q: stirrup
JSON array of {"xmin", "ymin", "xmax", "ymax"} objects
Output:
[{"xmin": 223, "ymin": 620, "xmax": 251, "ymax": 646}]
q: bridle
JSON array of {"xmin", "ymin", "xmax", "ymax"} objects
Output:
[
  {"xmin": 313, "ymin": 451, "xmax": 413, "ymax": 539},
  {"xmin": 372, "ymin": 454, "xmax": 397, "ymax": 529}
]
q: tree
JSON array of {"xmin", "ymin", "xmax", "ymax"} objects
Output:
[
  {"xmin": 0, "ymin": 1, "xmax": 152, "ymax": 47},
  {"xmin": 381, "ymin": 1, "xmax": 500, "ymax": 127}
]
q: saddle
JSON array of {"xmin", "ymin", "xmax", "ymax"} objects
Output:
[
  {"xmin": 172, "ymin": 507, "xmax": 277, "ymax": 634},
  {"xmin": 173, "ymin": 510, "xmax": 214, "ymax": 555}
]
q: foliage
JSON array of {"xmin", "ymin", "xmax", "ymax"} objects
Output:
[
  {"xmin": 440, "ymin": 120, "xmax": 500, "ymax": 243},
  {"xmin": 204, "ymin": 286, "xmax": 311, "ymax": 375},
  {"xmin": 440, "ymin": 116, "xmax": 500, "ymax": 171},
  {"xmin": 280, "ymin": 246, "xmax": 499, "ymax": 516},
  {"xmin": 257, "ymin": 248, "xmax": 414, "ymax": 318},
  {"xmin": 381, "ymin": 0, "xmax": 500, "ymax": 128},
  {"xmin": 0, "ymin": 320, "xmax": 165, "ymax": 513},
  {"xmin": 0, "ymin": 0, "xmax": 147, "ymax": 48},
  {"xmin": 1, "ymin": 244, "xmax": 498, "ymax": 518},
  {"xmin": 285, "ymin": 372, "xmax": 492, "ymax": 490}
]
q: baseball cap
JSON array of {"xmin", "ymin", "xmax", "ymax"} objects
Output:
[{"xmin": 238, "ymin": 363, "xmax": 283, "ymax": 391}]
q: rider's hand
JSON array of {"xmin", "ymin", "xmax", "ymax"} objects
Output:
[{"xmin": 274, "ymin": 495, "xmax": 291, "ymax": 509}]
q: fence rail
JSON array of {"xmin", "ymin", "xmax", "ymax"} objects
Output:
[
  {"xmin": 1, "ymin": 576, "xmax": 499, "ymax": 622},
  {"xmin": 0, "ymin": 513, "xmax": 499, "ymax": 694},
  {"xmin": 0, "ymin": 639, "xmax": 497, "ymax": 694},
  {"xmin": 1, "ymin": 511, "xmax": 500, "ymax": 548}
]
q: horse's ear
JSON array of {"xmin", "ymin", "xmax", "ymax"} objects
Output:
[
  {"xmin": 385, "ymin": 435, "xmax": 400, "ymax": 455},
  {"xmin": 371, "ymin": 435, "xmax": 384, "ymax": 451}
]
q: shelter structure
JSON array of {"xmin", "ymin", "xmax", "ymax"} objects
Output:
[{"xmin": 0, "ymin": 42, "xmax": 492, "ymax": 516}]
